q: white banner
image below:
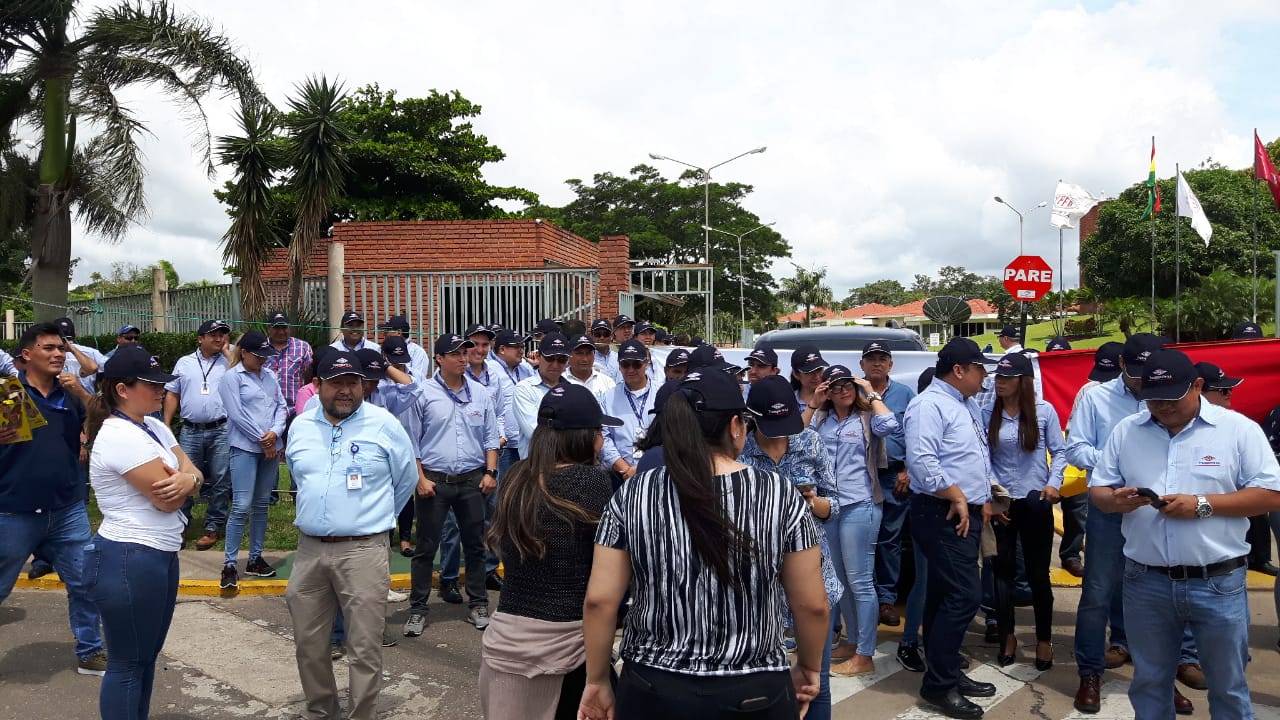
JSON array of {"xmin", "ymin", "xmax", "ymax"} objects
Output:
[{"xmin": 1177, "ymin": 171, "xmax": 1213, "ymax": 246}]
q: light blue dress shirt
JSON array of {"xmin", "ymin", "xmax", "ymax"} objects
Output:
[
  {"xmin": 512, "ymin": 374, "xmax": 558, "ymax": 457},
  {"xmin": 1066, "ymin": 376, "xmax": 1143, "ymax": 477},
  {"xmin": 329, "ymin": 337, "xmax": 381, "ymax": 354},
  {"xmin": 1090, "ymin": 399, "xmax": 1280, "ymax": 566},
  {"xmin": 63, "ymin": 342, "xmax": 107, "ymax": 394},
  {"xmin": 601, "ymin": 380, "xmax": 659, "ymax": 469},
  {"xmin": 0, "ymin": 349, "xmax": 13, "ymax": 376},
  {"xmin": 218, "ymin": 364, "xmax": 287, "ymax": 453},
  {"xmin": 595, "ymin": 349, "xmax": 623, "ymax": 383},
  {"xmin": 466, "ymin": 362, "xmax": 506, "ymax": 440},
  {"xmin": 905, "ymin": 377, "xmax": 994, "ymax": 503},
  {"xmin": 285, "ymin": 402, "xmax": 418, "ymax": 537},
  {"xmin": 814, "ymin": 410, "xmax": 900, "ymax": 506},
  {"xmin": 878, "ymin": 379, "xmax": 916, "ymax": 465},
  {"xmin": 405, "ymin": 340, "xmax": 432, "ymax": 381},
  {"xmin": 485, "ymin": 358, "xmax": 521, "ymax": 449},
  {"xmin": 412, "ymin": 373, "xmax": 501, "ymax": 474},
  {"xmin": 166, "ymin": 351, "xmax": 230, "ymax": 423},
  {"xmin": 981, "ymin": 399, "xmax": 1067, "ymax": 497}
]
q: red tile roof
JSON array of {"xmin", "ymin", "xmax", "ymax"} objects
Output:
[{"xmin": 778, "ymin": 298, "xmax": 997, "ymax": 322}]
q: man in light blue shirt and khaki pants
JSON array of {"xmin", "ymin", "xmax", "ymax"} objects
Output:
[
  {"xmin": 1091, "ymin": 348, "xmax": 1280, "ymax": 720},
  {"xmin": 284, "ymin": 350, "xmax": 418, "ymax": 720}
]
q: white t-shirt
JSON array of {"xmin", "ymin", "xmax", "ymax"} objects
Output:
[{"xmin": 90, "ymin": 416, "xmax": 187, "ymax": 551}]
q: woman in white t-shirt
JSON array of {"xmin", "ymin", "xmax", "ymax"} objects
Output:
[{"xmin": 84, "ymin": 345, "xmax": 204, "ymax": 720}]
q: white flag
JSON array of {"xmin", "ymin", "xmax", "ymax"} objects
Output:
[
  {"xmin": 1176, "ymin": 171, "xmax": 1212, "ymax": 246},
  {"xmin": 1050, "ymin": 181, "xmax": 1104, "ymax": 229}
]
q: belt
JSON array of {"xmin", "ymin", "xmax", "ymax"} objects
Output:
[
  {"xmin": 307, "ymin": 534, "xmax": 376, "ymax": 544},
  {"xmin": 915, "ymin": 493, "xmax": 985, "ymax": 512},
  {"xmin": 185, "ymin": 417, "xmax": 227, "ymax": 431},
  {"xmin": 1146, "ymin": 555, "xmax": 1246, "ymax": 581},
  {"xmin": 423, "ymin": 468, "xmax": 484, "ymax": 484}
]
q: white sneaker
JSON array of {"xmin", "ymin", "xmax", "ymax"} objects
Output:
[{"xmin": 387, "ymin": 588, "xmax": 408, "ymax": 603}]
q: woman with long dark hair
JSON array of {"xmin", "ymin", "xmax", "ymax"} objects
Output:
[
  {"xmin": 579, "ymin": 370, "xmax": 829, "ymax": 720},
  {"xmin": 84, "ymin": 345, "xmax": 204, "ymax": 720},
  {"xmin": 480, "ymin": 383, "xmax": 621, "ymax": 720},
  {"xmin": 790, "ymin": 344, "xmax": 828, "ymax": 427},
  {"xmin": 810, "ymin": 364, "xmax": 900, "ymax": 676},
  {"xmin": 984, "ymin": 352, "xmax": 1065, "ymax": 670}
]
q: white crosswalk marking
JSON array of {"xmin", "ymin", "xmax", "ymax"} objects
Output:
[
  {"xmin": 893, "ymin": 664, "xmax": 1025, "ymax": 719},
  {"xmin": 829, "ymin": 641, "xmax": 904, "ymax": 705}
]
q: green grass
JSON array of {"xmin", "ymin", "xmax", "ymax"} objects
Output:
[{"xmin": 87, "ymin": 465, "xmax": 300, "ymax": 551}]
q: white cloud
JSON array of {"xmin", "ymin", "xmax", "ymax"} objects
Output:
[{"xmin": 57, "ymin": 0, "xmax": 1280, "ymax": 307}]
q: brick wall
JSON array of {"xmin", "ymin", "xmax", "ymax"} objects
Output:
[
  {"xmin": 1078, "ymin": 203, "xmax": 1103, "ymax": 289},
  {"xmin": 598, "ymin": 235, "xmax": 632, "ymax": 318}
]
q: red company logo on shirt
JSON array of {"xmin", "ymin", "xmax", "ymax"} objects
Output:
[{"xmin": 1197, "ymin": 455, "xmax": 1220, "ymax": 467}]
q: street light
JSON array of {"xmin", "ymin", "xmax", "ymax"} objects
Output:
[
  {"xmin": 704, "ymin": 222, "xmax": 775, "ymax": 344},
  {"xmin": 649, "ymin": 146, "xmax": 767, "ymax": 265},
  {"xmin": 993, "ymin": 196, "xmax": 1048, "ymax": 255}
]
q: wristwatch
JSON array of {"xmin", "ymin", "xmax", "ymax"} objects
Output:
[
  {"xmin": 1194, "ymin": 494, "xmax": 1213, "ymax": 519},
  {"xmin": 483, "ymin": 468, "xmax": 498, "ymax": 478},
  {"xmin": 865, "ymin": 391, "xmax": 883, "ymax": 403}
]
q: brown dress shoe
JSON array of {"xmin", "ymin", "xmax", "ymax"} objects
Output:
[
  {"xmin": 1063, "ymin": 558, "xmax": 1085, "ymax": 578},
  {"xmin": 1177, "ymin": 662, "xmax": 1208, "ymax": 690},
  {"xmin": 1104, "ymin": 645, "xmax": 1131, "ymax": 669},
  {"xmin": 1174, "ymin": 687, "xmax": 1194, "ymax": 715},
  {"xmin": 194, "ymin": 530, "xmax": 219, "ymax": 551},
  {"xmin": 879, "ymin": 603, "xmax": 902, "ymax": 627},
  {"xmin": 1074, "ymin": 674, "xmax": 1102, "ymax": 714}
]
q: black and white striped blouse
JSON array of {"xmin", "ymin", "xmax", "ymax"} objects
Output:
[{"xmin": 595, "ymin": 464, "xmax": 820, "ymax": 676}]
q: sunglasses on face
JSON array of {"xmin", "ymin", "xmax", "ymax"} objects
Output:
[
  {"xmin": 620, "ymin": 360, "xmax": 646, "ymax": 370},
  {"xmin": 592, "ymin": 330, "xmax": 612, "ymax": 338},
  {"xmin": 542, "ymin": 355, "xmax": 569, "ymax": 364},
  {"xmin": 829, "ymin": 382, "xmax": 856, "ymax": 394}
]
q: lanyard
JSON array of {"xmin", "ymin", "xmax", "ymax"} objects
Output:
[
  {"xmin": 502, "ymin": 363, "xmax": 523, "ymax": 386},
  {"xmin": 111, "ymin": 410, "xmax": 168, "ymax": 450},
  {"xmin": 196, "ymin": 352, "xmax": 219, "ymax": 386},
  {"xmin": 434, "ymin": 374, "xmax": 472, "ymax": 405},
  {"xmin": 466, "ymin": 365, "xmax": 490, "ymax": 387},
  {"xmin": 624, "ymin": 386, "xmax": 652, "ymax": 427}
]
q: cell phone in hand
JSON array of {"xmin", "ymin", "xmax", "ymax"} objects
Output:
[
  {"xmin": 1134, "ymin": 487, "xmax": 1169, "ymax": 508},
  {"xmin": 794, "ymin": 482, "xmax": 816, "ymax": 494}
]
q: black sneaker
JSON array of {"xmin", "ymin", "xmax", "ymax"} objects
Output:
[
  {"xmin": 244, "ymin": 556, "xmax": 277, "ymax": 578},
  {"xmin": 485, "ymin": 571, "xmax": 504, "ymax": 591},
  {"xmin": 438, "ymin": 580, "xmax": 464, "ymax": 604},
  {"xmin": 897, "ymin": 642, "xmax": 926, "ymax": 672},
  {"xmin": 220, "ymin": 563, "xmax": 238, "ymax": 590},
  {"xmin": 27, "ymin": 561, "xmax": 54, "ymax": 581}
]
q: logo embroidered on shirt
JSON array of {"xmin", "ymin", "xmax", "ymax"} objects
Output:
[{"xmin": 1197, "ymin": 455, "xmax": 1220, "ymax": 467}]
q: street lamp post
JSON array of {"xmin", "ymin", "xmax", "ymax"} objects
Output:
[
  {"xmin": 704, "ymin": 222, "xmax": 775, "ymax": 345},
  {"xmin": 993, "ymin": 197, "xmax": 1048, "ymax": 344},
  {"xmin": 649, "ymin": 147, "xmax": 767, "ymax": 264}
]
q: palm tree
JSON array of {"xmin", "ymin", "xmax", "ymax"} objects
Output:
[
  {"xmin": 217, "ymin": 96, "xmax": 286, "ymax": 320},
  {"xmin": 283, "ymin": 76, "xmax": 351, "ymax": 322},
  {"xmin": 777, "ymin": 264, "xmax": 834, "ymax": 327},
  {"xmin": 2, "ymin": 0, "xmax": 259, "ymax": 320}
]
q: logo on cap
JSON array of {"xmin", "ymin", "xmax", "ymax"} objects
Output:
[
  {"xmin": 685, "ymin": 371, "xmax": 703, "ymax": 382},
  {"xmin": 1138, "ymin": 351, "xmax": 1151, "ymax": 361},
  {"xmin": 1149, "ymin": 368, "xmax": 1170, "ymax": 380},
  {"xmin": 332, "ymin": 357, "xmax": 353, "ymax": 369},
  {"xmin": 1099, "ymin": 358, "xmax": 1116, "ymax": 367},
  {"xmin": 998, "ymin": 358, "xmax": 1012, "ymax": 368},
  {"xmin": 149, "ymin": 356, "xmax": 160, "ymax": 369},
  {"xmin": 768, "ymin": 402, "xmax": 789, "ymax": 416}
]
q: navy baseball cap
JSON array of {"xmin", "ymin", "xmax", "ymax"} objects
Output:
[
  {"xmin": 116, "ymin": 325, "xmax": 141, "ymax": 336},
  {"xmin": 635, "ymin": 321, "xmax": 657, "ymax": 336},
  {"xmin": 1232, "ymin": 321, "xmax": 1264, "ymax": 340},
  {"xmin": 463, "ymin": 322, "xmax": 495, "ymax": 340},
  {"xmin": 382, "ymin": 335, "xmax": 410, "ymax": 363},
  {"xmin": 237, "ymin": 330, "xmax": 279, "ymax": 358},
  {"xmin": 356, "ymin": 348, "xmax": 387, "ymax": 380},
  {"xmin": 746, "ymin": 347, "xmax": 778, "ymax": 367},
  {"xmin": 655, "ymin": 328, "xmax": 671, "ymax": 343},
  {"xmin": 1138, "ymin": 349, "xmax": 1197, "ymax": 401},
  {"xmin": 679, "ymin": 368, "xmax": 752, "ymax": 412},
  {"xmin": 1195, "ymin": 361, "xmax": 1243, "ymax": 390},
  {"xmin": 538, "ymin": 384, "xmax": 623, "ymax": 430},
  {"xmin": 1044, "ymin": 337, "xmax": 1072, "ymax": 352},
  {"xmin": 570, "ymin": 333, "xmax": 596, "ymax": 350},
  {"xmin": 434, "ymin": 333, "xmax": 475, "ymax": 355},
  {"xmin": 198, "ymin": 319, "xmax": 231, "ymax": 335},
  {"xmin": 1089, "ymin": 342, "xmax": 1124, "ymax": 382},
  {"xmin": 267, "ymin": 310, "xmax": 289, "ymax": 327},
  {"xmin": 997, "ymin": 326, "xmax": 1020, "ymax": 340},
  {"xmin": 102, "ymin": 344, "xmax": 176, "ymax": 384},
  {"xmin": 791, "ymin": 345, "xmax": 827, "ymax": 374},
  {"xmin": 747, "ymin": 375, "xmax": 803, "ymax": 438},
  {"xmin": 533, "ymin": 318, "xmax": 560, "ymax": 336},
  {"xmin": 617, "ymin": 339, "xmax": 649, "ymax": 362},
  {"xmin": 318, "ymin": 351, "xmax": 362, "ymax": 380},
  {"xmin": 378, "ymin": 315, "xmax": 410, "ymax": 332},
  {"xmin": 1121, "ymin": 333, "xmax": 1166, "ymax": 378},
  {"xmin": 613, "ymin": 314, "xmax": 635, "ymax": 328},
  {"xmin": 861, "ymin": 341, "xmax": 892, "ymax": 358},
  {"xmin": 688, "ymin": 345, "xmax": 741, "ymax": 375},
  {"xmin": 53, "ymin": 316, "xmax": 76, "ymax": 338},
  {"xmin": 590, "ymin": 318, "xmax": 613, "ymax": 334},
  {"xmin": 665, "ymin": 348, "xmax": 691, "ymax": 367},
  {"xmin": 993, "ymin": 352, "xmax": 1034, "ymax": 377},
  {"xmin": 937, "ymin": 337, "xmax": 989, "ymax": 370},
  {"xmin": 538, "ymin": 332, "xmax": 571, "ymax": 357},
  {"xmin": 821, "ymin": 365, "xmax": 854, "ymax": 383},
  {"xmin": 340, "ymin": 310, "xmax": 364, "ymax": 326},
  {"xmin": 494, "ymin": 330, "xmax": 528, "ymax": 348}
]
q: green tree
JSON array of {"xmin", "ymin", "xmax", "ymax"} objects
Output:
[
  {"xmin": 2, "ymin": 0, "xmax": 258, "ymax": 320},
  {"xmin": 527, "ymin": 164, "xmax": 791, "ymax": 323},
  {"xmin": 777, "ymin": 265, "xmax": 834, "ymax": 327},
  {"xmin": 843, "ymin": 278, "xmax": 912, "ymax": 307},
  {"xmin": 1098, "ymin": 297, "xmax": 1155, "ymax": 338},
  {"xmin": 1152, "ymin": 270, "xmax": 1274, "ymax": 341}
]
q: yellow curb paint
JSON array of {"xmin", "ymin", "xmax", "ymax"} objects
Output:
[{"xmin": 19, "ymin": 571, "xmax": 432, "ymax": 597}]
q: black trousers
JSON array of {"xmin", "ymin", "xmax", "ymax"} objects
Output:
[
  {"xmin": 397, "ymin": 498, "xmax": 415, "ymax": 543},
  {"xmin": 1059, "ymin": 492, "xmax": 1088, "ymax": 563},
  {"xmin": 1247, "ymin": 515, "xmax": 1272, "ymax": 565},
  {"xmin": 910, "ymin": 494, "xmax": 983, "ymax": 695},
  {"xmin": 615, "ymin": 663, "xmax": 798, "ymax": 719},
  {"xmin": 408, "ymin": 470, "xmax": 488, "ymax": 611},
  {"xmin": 994, "ymin": 496, "xmax": 1055, "ymax": 644}
]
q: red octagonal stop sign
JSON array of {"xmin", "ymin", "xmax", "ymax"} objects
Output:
[{"xmin": 1003, "ymin": 255, "xmax": 1053, "ymax": 302}]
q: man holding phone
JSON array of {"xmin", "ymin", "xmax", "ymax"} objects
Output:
[{"xmin": 1090, "ymin": 348, "xmax": 1280, "ymax": 720}]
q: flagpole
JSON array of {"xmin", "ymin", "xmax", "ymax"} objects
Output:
[
  {"xmin": 1150, "ymin": 135, "xmax": 1157, "ymax": 324},
  {"xmin": 1175, "ymin": 162, "xmax": 1181, "ymax": 343},
  {"xmin": 1058, "ymin": 226, "xmax": 1065, "ymax": 337},
  {"xmin": 1253, "ymin": 128, "xmax": 1260, "ymax": 322}
]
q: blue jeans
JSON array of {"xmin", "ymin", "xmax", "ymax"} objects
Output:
[
  {"xmin": 0, "ymin": 502, "xmax": 103, "ymax": 660},
  {"xmin": 1124, "ymin": 561, "xmax": 1251, "ymax": 720},
  {"xmin": 84, "ymin": 537, "xmax": 179, "ymax": 720},
  {"xmin": 179, "ymin": 425, "xmax": 231, "ymax": 532},
  {"xmin": 1074, "ymin": 500, "xmax": 1129, "ymax": 675},
  {"xmin": 224, "ymin": 447, "xmax": 279, "ymax": 565},
  {"xmin": 902, "ymin": 533, "xmax": 927, "ymax": 645},
  {"xmin": 875, "ymin": 471, "xmax": 909, "ymax": 605},
  {"xmin": 825, "ymin": 500, "xmax": 882, "ymax": 657}
]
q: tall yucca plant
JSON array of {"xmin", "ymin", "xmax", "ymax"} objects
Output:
[
  {"xmin": 1, "ymin": 0, "xmax": 260, "ymax": 320},
  {"xmin": 217, "ymin": 96, "xmax": 286, "ymax": 320},
  {"xmin": 283, "ymin": 75, "xmax": 351, "ymax": 322}
]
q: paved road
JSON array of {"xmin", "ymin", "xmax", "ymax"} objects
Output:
[{"xmin": 5, "ymin": 584, "xmax": 1280, "ymax": 719}]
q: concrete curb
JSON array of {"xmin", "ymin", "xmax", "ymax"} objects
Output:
[{"xmin": 17, "ymin": 571, "xmax": 419, "ymax": 597}]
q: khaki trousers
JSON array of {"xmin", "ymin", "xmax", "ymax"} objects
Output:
[{"xmin": 286, "ymin": 534, "xmax": 389, "ymax": 720}]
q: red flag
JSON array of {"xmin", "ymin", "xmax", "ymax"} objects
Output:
[{"xmin": 1255, "ymin": 131, "xmax": 1280, "ymax": 210}]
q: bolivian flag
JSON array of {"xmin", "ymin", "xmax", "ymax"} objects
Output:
[{"xmin": 1141, "ymin": 138, "xmax": 1161, "ymax": 219}]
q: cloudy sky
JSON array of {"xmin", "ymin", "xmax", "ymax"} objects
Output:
[{"xmin": 56, "ymin": 0, "xmax": 1280, "ymax": 299}]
